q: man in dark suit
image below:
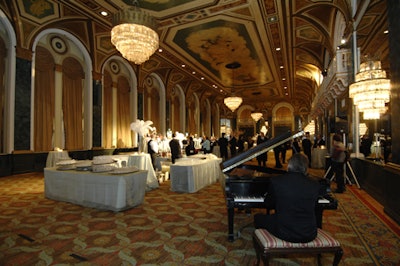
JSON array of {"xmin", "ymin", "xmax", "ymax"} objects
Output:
[
  {"xmin": 218, "ymin": 133, "xmax": 229, "ymax": 160},
  {"xmin": 169, "ymin": 133, "xmax": 181, "ymax": 164},
  {"xmin": 254, "ymin": 153, "xmax": 320, "ymax": 243},
  {"xmin": 256, "ymin": 132, "xmax": 268, "ymax": 166},
  {"xmin": 302, "ymin": 131, "xmax": 312, "ymax": 167}
]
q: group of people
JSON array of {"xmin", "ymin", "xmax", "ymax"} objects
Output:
[
  {"xmin": 254, "ymin": 131, "xmax": 327, "ymax": 169},
  {"xmin": 216, "ymin": 132, "xmax": 249, "ymax": 160},
  {"xmin": 145, "ymin": 132, "xmax": 233, "ymax": 167},
  {"xmin": 145, "ymin": 132, "xmax": 186, "ymax": 167}
]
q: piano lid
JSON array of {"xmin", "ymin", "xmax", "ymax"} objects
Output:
[{"xmin": 220, "ymin": 130, "xmax": 305, "ymax": 173}]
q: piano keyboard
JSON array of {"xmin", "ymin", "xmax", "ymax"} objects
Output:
[
  {"xmin": 233, "ymin": 197, "xmax": 331, "ymax": 204},
  {"xmin": 318, "ymin": 198, "xmax": 330, "ymax": 204},
  {"xmin": 234, "ymin": 196, "xmax": 264, "ymax": 203}
]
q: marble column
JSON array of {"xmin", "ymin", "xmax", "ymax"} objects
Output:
[{"xmin": 387, "ymin": 0, "xmax": 400, "ymax": 164}]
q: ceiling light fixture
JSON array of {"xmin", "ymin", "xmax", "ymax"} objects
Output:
[
  {"xmin": 224, "ymin": 62, "xmax": 242, "ymax": 112},
  {"xmin": 251, "ymin": 112, "xmax": 263, "ymax": 122},
  {"xmin": 111, "ymin": 0, "xmax": 159, "ymax": 65},
  {"xmin": 349, "ymin": 59, "xmax": 390, "ymax": 120}
]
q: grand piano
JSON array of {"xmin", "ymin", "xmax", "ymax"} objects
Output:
[{"xmin": 220, "ymin": 131, "xmax": 337, "ymax": 241}]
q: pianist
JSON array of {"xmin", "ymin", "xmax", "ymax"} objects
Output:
[{"xmin": 253, "ymin": 153, "xmax": 320, "ymax": 243}]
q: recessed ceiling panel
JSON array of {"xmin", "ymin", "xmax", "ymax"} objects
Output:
[{"xmin": 167, "ymin": 15, "xmax": 273, "ymax": 89}]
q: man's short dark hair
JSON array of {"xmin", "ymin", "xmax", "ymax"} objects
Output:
[{"xmin": 287, "ymin": 153, "xmax": 309, "ymax": 175}]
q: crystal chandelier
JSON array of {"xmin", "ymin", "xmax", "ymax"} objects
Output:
[
  {"xmin": 349, "ymin": 60, "xmax": 390, "ymax": 120},
  {"xmin": 111, "ymin": 2, "xmax": 159, "ymax": 65},
  {"xmin": 224, "ymin": 62, "xmax": 242, "ymax": 112},
  {"xmin": 224, "ymin": 97, "xmax": 243, "ymax": 112},
  {"xmin": 251, "ymin": 112, "xmax": 263, "ymax": 122}
]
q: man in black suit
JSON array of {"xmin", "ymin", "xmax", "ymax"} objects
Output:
[
  {"xmin": 218, "ymin": 133, "xmax": 229, "ymax": 160},
  {"xmin": 302, "ymin": 131, "xmax": 312, "ymax": 167},
  {"xmin": 254, "ymin": 153, "xmax": 320, "ymax": 243},
  {"xmin": 169, "ymin": 133, "xmax": 181, "ymax": 164},
  {"xmin": 256, "ymin": 132, "xmax": 268, "ymax": 166}
]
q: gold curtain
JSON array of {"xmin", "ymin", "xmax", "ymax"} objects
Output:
[
  {"xmin": 62, "ymin": 57, "xmax": 84, "ymax": 150},
  {"xmin": 116, "ymin": 76, "xmax": 131, "ymax": 147},
  {"xmin": 34, "ymin": 46, "xmax": 55, "ymax": 151},
  {"xmin": 149, "ymin": 87, "xmax": 160, "ymax": 129},
  {"xmin": 0, "ymin": 38, "xmax": 5, "ymax": 153},
  {"xmin": 187, "ymin": 97, "xmax": 196, "ymax": 135},
  {"xmin": 103, "ymin": 70, "xmax": 113, "ymax": 148},
  {"xmin": 201, "ymin": 102, "xmax": 210, "ymax": 136}
]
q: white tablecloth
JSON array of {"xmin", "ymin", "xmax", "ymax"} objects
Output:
[
  {"xmin": 311, "ymin": 148, "xmax": 328, "ymax": 168},
  {"xmin": 46, "ymin": 151, "xmax": 70, "ymax": 167},
  {"xmin": 212, "ymin": 146, "xmax": 221, "ymax": 157},
  {"xmin": 44, "ymin": 168, "xmax": 147, "ymax": 211},
  {"xmin": 128, "ymin": 153, "xmax": 159, "ymax": 190},
  {"xmin": 155, "ymin": 156, "xmax": 171, "ymax": 171},
  {"xmin": 108, "ymin": 154, "xmax": 130, "ymax": 167},
  {"xmin": 170, "ymin": 155, "xmax": 222, "ymax": 193}
]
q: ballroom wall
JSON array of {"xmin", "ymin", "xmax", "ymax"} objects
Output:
[{"xmin": 14, "ymin": 58, "xmax": 32, "ymax": 151}]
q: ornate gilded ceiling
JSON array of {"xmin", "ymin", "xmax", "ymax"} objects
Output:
[{"xmin": 1, "ymin": 0, "xmax": 389, "ymax": 116}]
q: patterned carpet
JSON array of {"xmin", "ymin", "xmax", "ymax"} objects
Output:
[{"xmin": 0, "ymin": 171, "xmax": 399, "ymax": 265}]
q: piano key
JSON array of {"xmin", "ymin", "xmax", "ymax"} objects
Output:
[
  {"xmin": 234, "ymin": 196, "xmax": 264, "ymax": 202},
  {"xmin": 318, "ymin": 198, "xmax": 330, "ymax": 204}
]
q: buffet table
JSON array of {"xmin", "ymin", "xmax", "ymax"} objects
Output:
[
  {"xmin": 89, "ymin": 153, "xmax": 159, "ymax": 191},
  {"xmin": 155, "ymin": 156, "xmax": 171, "ymax": 171},
  {"xmin": 44, "ymin": 168, "xmax": 147, "ymax": 211},
  {"xmin": 170, "ymin": 154, "xmax": 222, "ymax": 193},
  {"xmin": 127, "ymin": 153, "xmax": 159, "ymax": 190}
]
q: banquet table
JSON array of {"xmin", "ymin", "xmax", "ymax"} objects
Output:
[
  {"xmin": 211, "ymin": 146, "xmax": 221, "ymax": 158},
  {"xmin": 46, "ymin": 150, "xmax": 70, "ymax": 167},
  {"xmin": 170, "ymin": 154, "xmax": 222, "ymax": 193},
  {"xmin": 44, "ymin": 167, "xmax": 147, "ymax": 211},
  {"xmin": 311, "ymin": 147, "xmax": 328, "ymax": 168},
  {"xmin": 127, "ymin": 153, "xmax": 159, "ymax": 190},
  {"xmin": 154, "ymin": 156, "xmax": 171, "ymax": 172}
]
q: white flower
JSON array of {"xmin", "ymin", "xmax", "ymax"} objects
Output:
[{"xmin": 130, "ymin": 120, "xmax": 155, "ymax": 137}]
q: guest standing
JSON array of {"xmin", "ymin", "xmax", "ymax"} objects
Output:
[
  {"xmin": 185, "ymin": 136, "xmax": 196, "ymax": 156},
  {"xmin": 229, "ymin": 134, "xmax": 238, "ymax": 158},
  {"xmin": 292, "ymin": 138, "xmax": 301, "ymax": 154},
  {"xmin": 302, "ymin": 132, "xmax": 312, "ymax": 167},
  {"xmin": 147, "ymin": 133, "xmax": 159, "ymax": 169},
  {"xmin": 237, "ymin": 135, "xmax": 245, "ymax": 153},
  {"xmin": 218, "ymin": 133, "xmax": 229, "ymax": 160},
  {"xmin": 201, "ymin": 135, "xmax": 211, "ymax": 154},
  {"xmin": 313, "ymin": 134, "xmax": 325, "ymax": 148},
  {"xmin": 273, "ymin": 145, "xmax": 283, "ymax": 168},
  {"xmin": 330, "ymin": 134, "xmax": 346, "ymax": 193},
  {"xmin": 280, "ymin": 141, "xmax": 290, "ymax": 164},
  {"xmin": 169, "ymin": 134, "xmax": 181, "ymax": 164},
  {"xmin": 256, "ymin": 132, "xmax": 268, "ymax": 167}
]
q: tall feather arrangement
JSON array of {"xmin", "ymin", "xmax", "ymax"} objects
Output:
[{"xmin": 130, "ymin": 120, "xmax": 155, "ymax": 136}]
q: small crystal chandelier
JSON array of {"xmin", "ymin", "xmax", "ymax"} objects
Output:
[
  {"xmin": 111, "ymin": 1, "xmax": 159, "ymax": 65},
  {"xmin": 224, "ymin": 62, "xmax": 242, "ymax": 112},
  {"xmin": 349, "ymin": 59, "xmax": 390, "ymax": 120},
  {"xmin": 251, "ymin": 112, "xmax": 263, "ymax": 122},
  {"xmin": 224, "ymin": 97, "xmax": 243, "ymax": 112}
]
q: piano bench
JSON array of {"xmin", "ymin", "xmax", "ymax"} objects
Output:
[{"xmin": 253, "ymin": 228, "xmax": 343, "ymax": 266}]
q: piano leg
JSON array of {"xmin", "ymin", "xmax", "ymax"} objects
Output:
[{"xmin": 227, "ymin": 203, "xmax": 235, "ymax": 241}]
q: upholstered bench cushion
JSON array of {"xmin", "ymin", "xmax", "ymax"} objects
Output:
[{"xmin": 254, "ymin": 228, "xmax": 341, "ymax": 249}]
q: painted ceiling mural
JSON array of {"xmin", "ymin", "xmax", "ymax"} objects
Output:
[
  {"xmin": 3, "ymin": 0, "xmax": 389, "ymax": 116},
  {"xmin": 174, "ymin": 19, "xmax": 269, "ymax": 87}
]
